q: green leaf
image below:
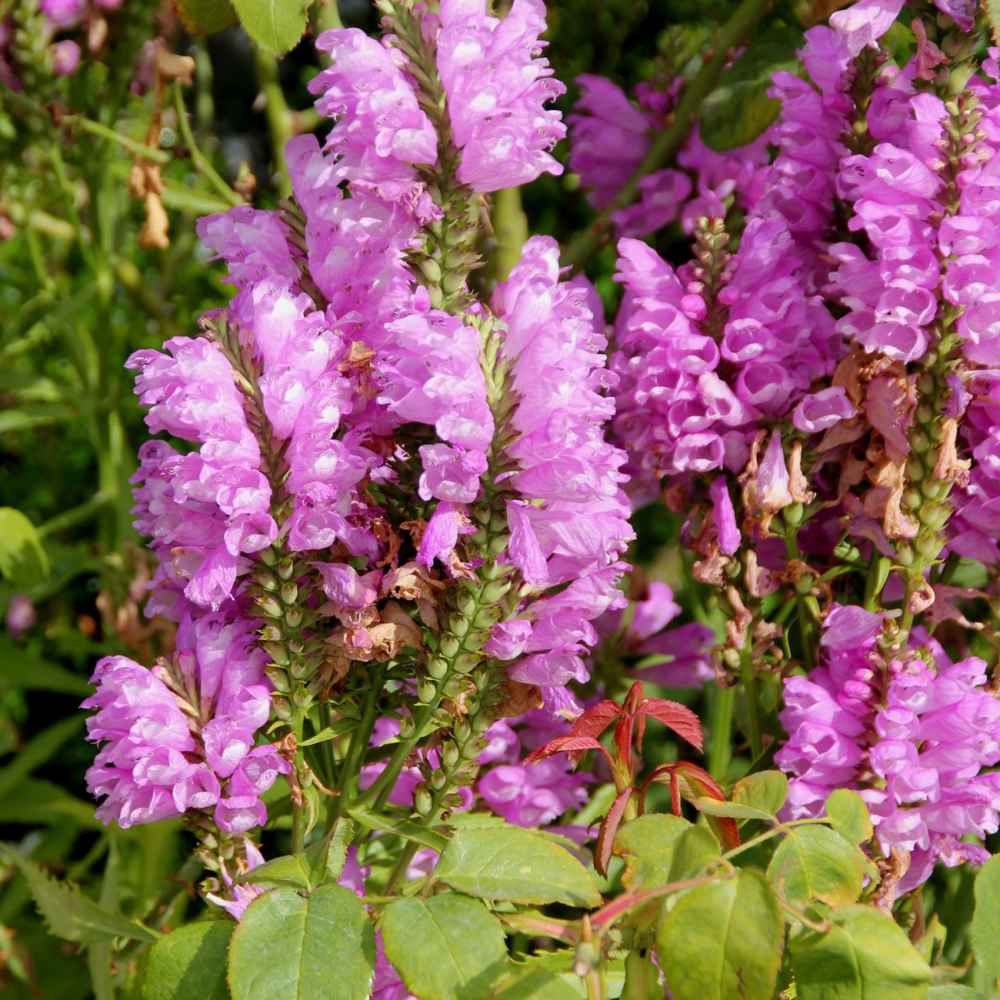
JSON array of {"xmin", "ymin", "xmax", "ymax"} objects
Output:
[
  {"xmin": 972, "ymin": 855, "xmax": 1000, "ymax": 990},
  {"xmin": 347, "ymin": 803, "xmax": 449, "ymax": 854},
  {"xmin": 238, "ymin": 853, "xmax": 312, "ymax": 891},
  {"xmin": 927, "ymin": 988, "xmax": 985, "ymax": 1000},
  {"xmin": 381, "ymin": 893, "xmax": 508, "ymax": 1000},
  {"xmin": 0, "ymin": 715, "xmax": 84, "ymax": 801},
  {"xmin": 669, "ymin": 825, "xmax": 723, "ymax": 881},
  {"xmin": 656, "ymin": 870, "xmax": 783, "ymax": 1000},
  {"xmin": 767, "ymin": 825, "xmax": 866, "ymax": 907},
  {"xmin": 0, "ymin": 508, "xmax": 50, "ymax": 588},
  {"xmin": 692, "ymin": 797, "xmax": 774, "ymax": 822},
  {"xmin": 825, "ymin": 789, "xmax": 873, "ymax": 844},
  {"xmin": 0, "ymin": 637, "xmax": 92, "ymax": 695},
  {"xmin": 172, "ymin": 0, "xmax": 238, "ymax": 34},
  {"xmin": 143, "ymin": 921, "xmax": 233, "ymax": 1000},
  {"xmin": 791, "ymin": 905, "xmax": 932, "ymax": 1000},
  {"xmin": 0, "ymin": 844, "xmax": 158, "ymax": 945},
  {"xmin": 732, "ymin": 771, "xmax": 788, "ymax": 818},
  {"xmin": 493, "ymin": 968, "xmax": 584, "ymax": 998},
  {"xmin": 434, "ymin": 824, "xmax": 602, "ymax": 908},
  {"xmin": 614, "ymin": 814, "xmax": 691, "ymax": 890},
  {"xmin": 229, "ymin": 885, "xmax": 374, "ymax": 1000},
  {"xmin": 699, "ymin": 25, "xmax": 803, "ymax": 151},
  {"xmin": 0, "ymin": 777, "xmax": 101, "ymax": 828},
  {"xmin": 0, "ymin": 405, "xmax": 75, "ymax": 434},
  {"xmin": 230, "ymin": 0, "xmax": 309, "ymax": 54}
]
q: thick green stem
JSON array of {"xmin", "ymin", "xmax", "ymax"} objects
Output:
[
  {"xmin": 489, "ymin": 186, "xmax": 528, "ymax": 285},
  {"xmin": 707, "ymin": 685, "xmax": 734, "ymax": 781},
  {"xmin": 562, "ymin": 0, "xmax": 774, "ymax": 268}
]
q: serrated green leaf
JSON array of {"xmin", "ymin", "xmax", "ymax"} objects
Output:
[
  {"xmin": 228, "ymin": 885, "xmax": 374, "ymax": 1000},
  {"xmin": 732, "ymin": 771, "xmax": 788, "ymax": 818},
  {"xmin": 0, "ymin": 844, "xmax": 158, "ymax": 945},
  {"xmin": 434, "ymin": 824, "xmax": 602, "ymax": 908},
  {"xmin": 143, "ymin": 920, "xmax": 233, "ymax": 1000},
  {"xmin": 172, "ymin": 0, "xmax": 238, "ymax": 34},
  {"xmin": 381, "ymin": 893, "xmax": 508, "ymax": 1000},
  {"xmin": 791, "ymin": 905, "xmax": 931, "ymax": 1000},
  {"xmin": 0, "ymin": 637, "xmax": 92, "ymax": 696},
  {"xmin": 230, "ymin": 0, "xmax": 309, "ymax": 54},
  {"xmin": 825, "ymin": 789, "xmax": 873, "ymax": 844},
  {"xmin": 0, "ymin": 508, "xmax": 50, "ymax": 588},
  {"xmin": 767, "ymin": 825, "xmax": 866, "ymax": 907},
  {"xmin": 614, "ymin": 814, "xmax": 691, "ymax": 891},
  {"xmin": 700, "ymin": 24, "xmax": 803, "ymax": 151},
  {"xmin": 971, "ymin": 855, "xmax": 1000, "ymax": 990},
  {"xmin": 656, "ymin": 870, "xmax": 783, "ymax": 1000}
]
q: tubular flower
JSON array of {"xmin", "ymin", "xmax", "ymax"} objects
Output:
[
  {"xmin": 776, "ymin": 606, "xmax": 1000, "ymax": 897},
  {"xmin": 568, "ymin": 73, "xmax": 771, "ymax": 237},
  {"xmin": 436, "ymin": 0, "xmax": 566, "ymax": 192},
  {"xmin": 83, "ymin": 608, "xmax": 286, "ymax": 834},
  {"xmin": 489, "ymin": 236, "xmax": 634, "ymax": 711}
]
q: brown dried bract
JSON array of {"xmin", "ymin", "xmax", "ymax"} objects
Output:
[{"xmin": 495, "ymin": 679, "xmax": 543, "ymax": 718}]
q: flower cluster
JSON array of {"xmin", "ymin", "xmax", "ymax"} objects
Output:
[
  {"xmin": 610, "ymin": 215, "xmax": 839, "ymax": 500},
  {"xmin": 568, "ymin": 73, "xmax": 772, "ymax": 237},
  {"xmin": 83, "ymin": 608, "xmax": 287, "ymax": 833},
  {"xmin": 777, "ymin": 606, "xmax": 1000, "ymax": 896}
]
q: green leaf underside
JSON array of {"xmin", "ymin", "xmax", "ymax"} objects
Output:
[
  {"xmin": 434, "ymin": 825, "xmax": 602, "ymax": 907},
  {"xmin": 228, "ymin": 885, "xmax": 374, "ymax": 1000},
  {"xmin": 381, "ymin": 893, "xmax": 508, "ymax": 1000}
]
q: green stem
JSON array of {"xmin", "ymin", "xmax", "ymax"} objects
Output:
[
  {"xmin": 707, "ymin": 684, "xmax": 735, "ymax": 781},
  {"xmin": 339, "ymin": 664, "xmax": 387, "ymax": 811},
  {"xmin": 37, "ymin": 490, "xmax": 113, "ymax": 538},
  {"xmin": 562, "ymin": 0, "xmax": 774, "ymax": 268},
  {"xmin": 253, "ymin": 49, "xmax": 294, "ymax": 198},
  {"xmin": 488, "ymin": 186, "xmax": 528, "ymax": 285},
  {"xmin": 172, "ymin": 83, "xmax": 243, "ymax": 207}
]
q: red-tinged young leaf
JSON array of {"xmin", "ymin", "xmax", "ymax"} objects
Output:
[
  {"xmin": 623, "ymin": 682, "xmax": 644, "ymax": 716},
  {"xmin": 641, "ymin": 764, "xmax": 684, "ymax": 816},
  {"xmin": 639, "ymin": 698, "xmax": 704, "ymax": 751},
  {"xmin": 523, "ymin": 735, "xmax": 611, "ymax": 768},
  {"xmin": 614, "ymin": 711, "xmax": 636, "ymax": 775},
  {"xmin": 570, "ymin": 700, "xmax": 621, "ymax": 740},
  {"xmin": 595, "ymin": 788, "xmax": 632, "ymax": 877},
  {"xmin": 671, "ymin": 763, "xmax": 740, "ymax": 850}
]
